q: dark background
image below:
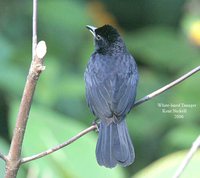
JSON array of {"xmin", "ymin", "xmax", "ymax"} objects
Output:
[{"xmin": 0, "ymin": 0, "xmax": 199, "ymax": 177}]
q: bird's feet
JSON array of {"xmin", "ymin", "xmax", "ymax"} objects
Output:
[{"xmin": 92, "ymin": 118, "xmax": 100, "ymax": 132}]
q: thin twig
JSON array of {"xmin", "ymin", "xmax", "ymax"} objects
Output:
[
  {"xmin": 173, "ymin": 135, "xmax": 200, "ymax": 178},
  {"xmin": 32, "ymin": 0, "xmax": 37, "ymax": 59},
  {"xmin": 133, "ymin": 65, "xmax": 200, "ymax": 107},
  {"xmin": 0, "ymin": 152, "xmax": 7, "ymax": 161},
  {"xmin": 21, "ymin": 66, "xmax": 200, "ymax": 164},
  {"xmin": 21, "ymin": 125, "xmax": 97, "ymax": 164}
]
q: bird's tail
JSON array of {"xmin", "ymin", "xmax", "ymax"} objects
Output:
[{"xmin": 96, "ymin": 119, "xmax": 135, "ymax": 168}]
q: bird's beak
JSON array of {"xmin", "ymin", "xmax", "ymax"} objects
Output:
[{"xmin": 86, "ymin": 25, "xmax": 97, "ymax": 37}]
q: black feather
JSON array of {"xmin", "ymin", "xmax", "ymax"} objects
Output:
[{"xmin": 85, "ymin": 24, "xmax": 139, "ymax": 168}]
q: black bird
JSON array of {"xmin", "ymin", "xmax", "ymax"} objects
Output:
[{"xmin": 84, "ymin": 24, "xmax": 139, "ymax": 168}]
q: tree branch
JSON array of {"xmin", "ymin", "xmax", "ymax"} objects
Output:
[
  {"xmin": 173, "ymin": 135, "xmax": 200, "ymax": 178},
  {"xmin": 20, "ymin": 65, "xmax": 200, "ymax": 164},
  {"xmin": 0, "ymin": 152, "xmax": 7, "ymax": 162},
  {"xmin": 5, "ymin": 41, "xmax": 46, "ymax": 178},
  {"xmin": 21, "ymin": 125, "xmax": 97, "ymax": 164},
  {"xmin": 133, "ymin": 65, "xmax": 200, "ymax": 107},
  {"xmin": 4, "ymin": 0, "xmax": 47, "ymax": 177}
]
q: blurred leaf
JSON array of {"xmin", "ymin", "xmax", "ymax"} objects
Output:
[
  {"xmin": 0, "ymin": 35, "xmax": 14, "ymax": 64},
  {"xmin": 161, "ymin": 126, "xmax": 199, "ymax": 154},
  {"xmin": 9, "ymin": 101, "xmax": 125, "ymax": 178},
  {"xmin": 126, "ymin": 26, "xmax": 200, "ymax": 72},
  {"xmin": 38, "ymin": 0, "xmax": 91, "ymax": 61},
  {"xmin": 132, "ymin": 150, "xmax": 200, "ymax": 178},
  {"xmin": 181, "ymin": 0, "xmax": 200, "ymax": 47},
  {"xmin": 0, "ymin": 65, "xmax": 26, "ymax": 96},
  {"xmin": 35, "ymin": 57, "xmax": 86, "ymax": 119},
  {"xmin": 0, "ymin": 35, "xmax": 25, "ymax": 96}
]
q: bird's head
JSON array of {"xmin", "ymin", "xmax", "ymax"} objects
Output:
[{"xmin": 86, "ymin": 24, "xmax": 125, "ymax": 54}]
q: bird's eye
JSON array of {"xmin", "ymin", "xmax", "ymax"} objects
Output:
[{"xmin": 96, "ymin": 35, "xmax": 101, "ymax": 40}]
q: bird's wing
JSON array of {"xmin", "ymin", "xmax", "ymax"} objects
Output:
[
  {"xmin": 111, "ymin": 68, "xmax": 138, "ymax": 118},
  {"xmin": 84, "ymin": 54, "xmax": 138, "ymax": 122},
  {"xmin": 85, "ymin": 69, "xmax": 113, "ymax": 120}
]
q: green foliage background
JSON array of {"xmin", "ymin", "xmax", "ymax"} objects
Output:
[{"xmin": 0, "ymin": 0, "xmax": 199, "ymax": 177}]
